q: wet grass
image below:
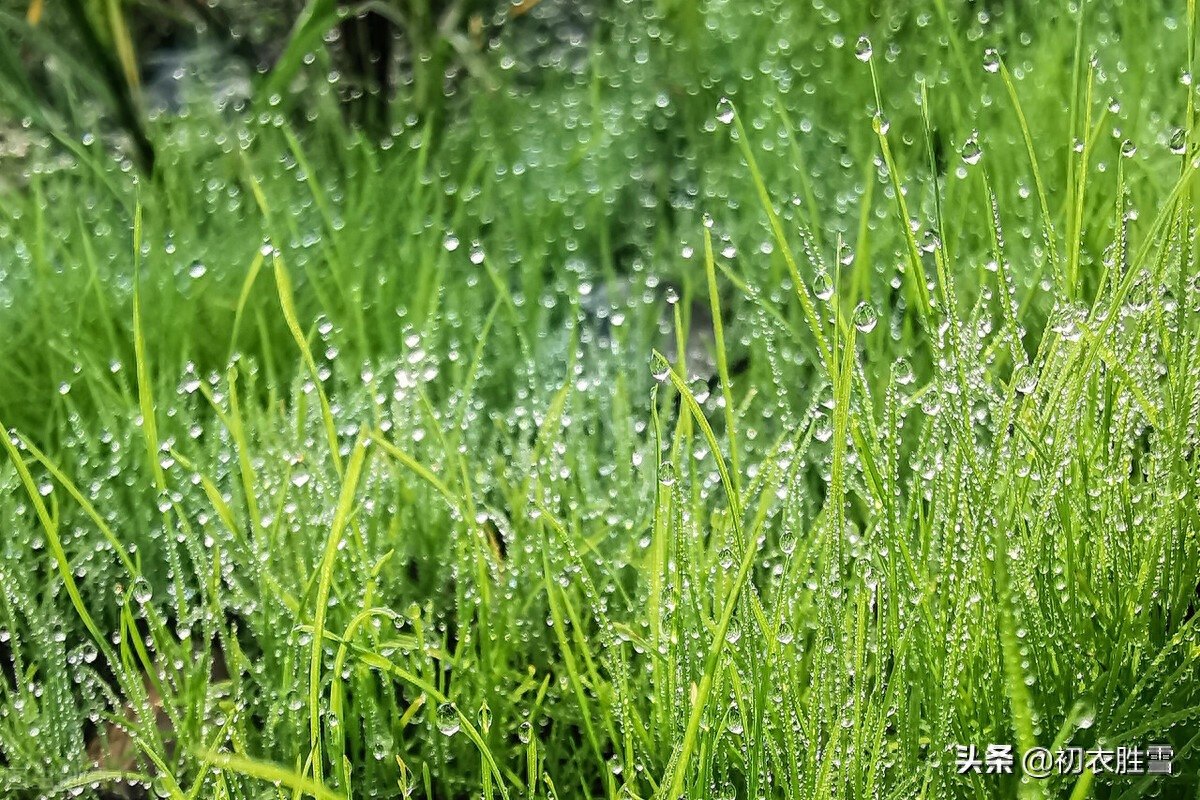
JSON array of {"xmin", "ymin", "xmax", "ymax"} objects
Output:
[{"xmin": 1, "ymin": 1, "xmax": 1200, "ymax": 798}]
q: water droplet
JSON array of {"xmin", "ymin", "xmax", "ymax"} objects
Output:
[
  {"xmin": 872, "ymin": 112, "xmax": 890, "ymax": 136},
  {"xmin": 894, "ymin": 358, "xmax": 914, "ymax": 386},
  {"xmin": 188, "ymin": 261, "xmax": 207, "ymax": 279},
  {"xmin": 779, "ymin": 525, "xmax": 797, "ymax": 555},
  {"xmin": 443, "ymin": 234, "xmax": 459, "ymax": 252},
  {"xmin": 518, "ymin": 721, "xmax": 533, "ymax": 744},
  {"xmin": 1120, "ymin": 139, "xmax": 1137, "ymax": 158},
  {"xmin": 983, "ymin": 47, "xmax": 1000, "ymax": 73},
  {"xmin": 777, "ymin": 621, "xmax": 794, "ymax": 645},
  {"xmin": 1170, "ymin": 128, "xmax": 1187, "ymax": 155},
  {"xmin": 961, "ymin": 135, "xmax": 983, "ymax": 165},
  {"xmin": 1012, "ymin": 365, "xmax": 1037, "ymax": 395},
  {"xmin": 726, "ymin": 708, "xmax": 744, "ymax": 735},
  {"xmin": 853, "ymin": 302, "xmax": 878, "ymax": 333},
  {"xmin": 854, "ymin": 35, "xmax": 873, "ymax": 62},
  {"xmin": 1107, "ymin": 97, "xmax": 1121, "ymax": 114},
  {"xmin": 478, "ymin": 701, "xmax": 492, "ymax": 735},
  {"xmin": 436, "ymin": 702, "xmax": 460, "ymax": 736},
  {"xmin": 650, "ymin": 353, "xmax": 671, "ymax": 383},
  {"xmin": 131, "ymin": 577, "xmax": 153, "ymax": 605},
  {"xmin": 718, "ymin": 548, "xmax": 734, "ymax": 570},
  {"xmin": 716, "ymin": 97, "xmax": 735, "ymax": 125},
  {"xmin": 812, "ymin": 271, "xmax": 834, "ymax": 301},
  {"xmin": 702, "ymin": 212, "xmax": 714, "ymax": 229},
  {"xmin": 1077, "ymin": 706, "xmax": 1096, "ymax": 729},
  {"xmin": 658, "ymin": 461, "xmax": 677, "ymax": 487}
]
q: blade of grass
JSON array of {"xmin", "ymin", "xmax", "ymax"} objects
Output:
[{"xmin": 307, "ymin": 432, "xmax": 369, "ymax": 786}]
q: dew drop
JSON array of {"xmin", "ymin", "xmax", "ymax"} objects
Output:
[
  {"xmin": 812, "ymin": 271, "xmax": 834, "ymax": 301},
  {"xmin": 779, "ymin": 525, "xmax": 797, "ymax": 556},
  {"xmin": 1170, "ymin": 128, "xmax": 1187, "ymax": 155},
  {"xmin": 853, "ymin": 302, "xmax": 878, "ymax": 333},
  {"xmin": 983, "ymin": 47, "xmax": 1000, "ymax": 73},
  {"xmin": 854, "ymin": 35, "xmax": 873, "ymax": 62},
  {"xmin": 436, "ymin": 703, "xmax": 460, "ymax": 736},
  {"xmin": 716, "ymin": 97, "xmax": 734, "ymax": 125},
  {"xmin": 961, "ymin": 135, "xmax": 983, "ymax": 166},
  {"xmin": 1013, "ymin": 365, "xmax": 1037, "ymax": 395},
  {"xmin": 717, "ymin": 547, "xmax": 734, "ymax": 570},
  {"xmin": 650, "ymin": 353, "xmax": 671, "ymax": 383},
  {"xmin": 131, "ymin": 577, "xmax": 153, "ymax": 605}
]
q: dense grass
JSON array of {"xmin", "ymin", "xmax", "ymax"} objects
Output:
[{"xmin": 2, "ymin": 1, "xmax": 1200, "ymax": 798}]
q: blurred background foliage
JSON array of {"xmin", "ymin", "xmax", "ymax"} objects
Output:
[{"xmin": 0, "ymin": 0, "xmax": 1188, "ymax": 443}]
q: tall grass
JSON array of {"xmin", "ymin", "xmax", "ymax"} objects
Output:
[{"xmin": 1, "ymin": 1, "xmax": 1198, "ymax": 799}]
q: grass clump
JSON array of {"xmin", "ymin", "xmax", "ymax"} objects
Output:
[{"xmin": 1, "ymin": 1, "xmax": 1199, "ymax": 799}]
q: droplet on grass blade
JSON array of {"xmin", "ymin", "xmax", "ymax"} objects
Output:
[
  {"xmin": 813, "ymin": 271, "xmax": 834, "ymax": 301},
  {"xmin": 436, "ymin": 703, "xmax": 460, "ymax": 736},
  {"xmin": 854, "ymin": 35, "xmax": 873, "ymax": 62},
  {"xmin": 131, "ymin": 577, "xmax": 153, "ymax": 605},
  {"xmin": 983, "ymin": 48, "xmax": 1000, "ymax": 73},
  {"xmin": 853, "ymin": 302, "xmax": 878, "ymax": 333},
  {"xmin": 649, "ymin": 352, "xmax": 670, "ymax": 382},
  {"xmin": 1013, "ymin": 365, "xmax": 1037, "ymax": 395},
  {"xmin": 961, "ymin": 136, "xmax": 983, "ymax": 165},
  {"xmin": 716, "ymin": 98, "xmax": 734, "ymax": 125},
  {"xmin": 780, "ymin": 524, "xmax": 797, "ymax": 555},
  {"xmin": 1170, "ymin": 128, "xmax": 1187, "ymax": 155}
]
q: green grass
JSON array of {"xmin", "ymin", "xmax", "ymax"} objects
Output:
[{"xmin": 1, "ymin": 1, "xmax": 1200, "ymax": 798}]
